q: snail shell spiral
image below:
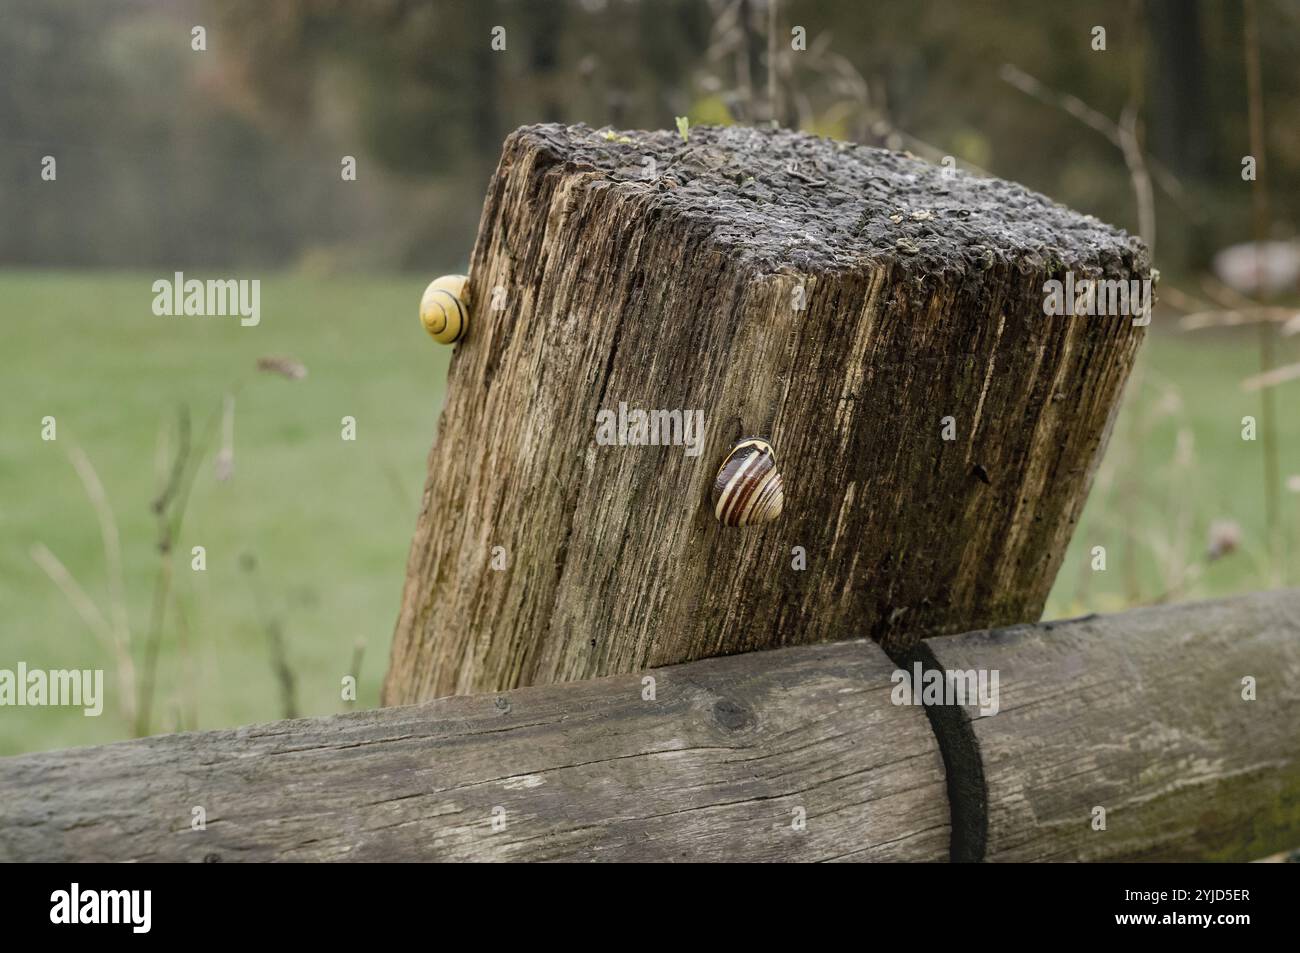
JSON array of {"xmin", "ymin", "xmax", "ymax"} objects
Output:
[
  {"xmin": 419, "ymin": 274, "xmax": 470, "ymax": 345},
  {"xmin": 712, "ymin": 437, "xmax": 784, "ymax": 527}
]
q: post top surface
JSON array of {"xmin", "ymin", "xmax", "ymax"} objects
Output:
[{"xmin": 512, "ymin": 122, "xmax": 1149, "ymax": 279}]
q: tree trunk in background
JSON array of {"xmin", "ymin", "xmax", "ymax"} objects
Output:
[
  {"xmin": 1146, "ymin": 0, "xmax": 1211, "ymax": 182},
  {"xmin": 524, "ymin": 0, "xmax": 566, "ymax": 122},
  {"xmin": 384, "ymin": 122, "xmax": 1149, "ymax": 704},
  {"xmin": 470, "ymin": 0, "xmax": 501, "ymax": 161}
]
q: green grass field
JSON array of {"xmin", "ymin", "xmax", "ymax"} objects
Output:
[
  {"xmin": 0, "ymin": 270, "xmax": 450, "ymax": 755},
  {"xmin": 0, "ymin": 270, "xmax": 1294, "ymax": 755},
  {"xmin": 1048, "ymin": 323, "xmax": 1296, "ymax": 617}
]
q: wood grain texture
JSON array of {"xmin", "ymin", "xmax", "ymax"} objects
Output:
[
  {"xmin": 929, "ymin": 588, "xmax": 1300, "ymax": 861},
  {"xmin": 385, "ymin": 122, "xmax": 1150, "ymax": 702},
  {"xmin": 0, "ymin": 639, "xmax": 949, "ymax": 863},
  {"xmin": 2, "ymin": 591, "xmax": 1296, "ymax": 863}
]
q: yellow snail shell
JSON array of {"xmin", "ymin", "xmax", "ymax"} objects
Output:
[
  {"xmin": 712, "ymin": 437, "xmax": 784, "ymax": 527},
  {"xmin": 419, "ymin": 274, "xmax": 470, "ymax": 345}
]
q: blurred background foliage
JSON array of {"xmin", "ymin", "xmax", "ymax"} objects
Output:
[
  {"xmin": 2, "ymin": 0, "xmax": 1298, "ymax": 754},
  {"xmin": 4, "ymin": 0, "xmax": 1299, "ymax": 273}
]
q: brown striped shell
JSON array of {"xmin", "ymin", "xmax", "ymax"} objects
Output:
[{"xmin": 712, "ymin": 437, "xmax": 784, "ymax": 527}]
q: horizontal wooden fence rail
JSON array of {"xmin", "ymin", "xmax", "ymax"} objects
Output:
[
  {"xmin": 2, "ymin": 635, "xmax": 951, "ymax": 863},
  {"xmin": 2, "ymin": 589, "xmax": 1297, "ymax": 862},
  {"xmin": 942, "ymin": 589, "xmax": 1300, "ymax": 861}
]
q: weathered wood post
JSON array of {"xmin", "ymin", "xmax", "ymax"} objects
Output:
[{"xmin": 384, "ymin": 123, "xmax": 1150, "ymax": 704}]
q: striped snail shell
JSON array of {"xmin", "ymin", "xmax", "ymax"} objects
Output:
[
  {"xmin": 419, "ymin": 274, "xmax": 470, "ymax": 345},
  {"xmin": 712, "ymin": 437, "xmax": 784, "ymax": 527}
]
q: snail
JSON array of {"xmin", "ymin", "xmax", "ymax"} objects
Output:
[
  {"xmin": 419, "ymin": 274, "xmax": 470, "ymax": 345},
  {"xmin": 712, "ymin": 437, "xmax": 784, "ymax": 527}
]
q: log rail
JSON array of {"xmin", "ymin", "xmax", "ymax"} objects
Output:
[{"xmin": 1, "ymin": 589, "xmax": 1296, "ymax": 862}]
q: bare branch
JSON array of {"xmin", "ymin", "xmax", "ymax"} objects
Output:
[
  {"xmin": 1242, "ymin": 361, "xmax": 1300, "ymax": 393},
  {"xmin": 1180, "ymin": 307, "xmax": 1300, "ymax": 331}
]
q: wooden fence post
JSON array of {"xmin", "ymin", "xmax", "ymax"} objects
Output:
[{"xmin": 385, "ymin": 123, "xmax": 1150, "ymax": 704}]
